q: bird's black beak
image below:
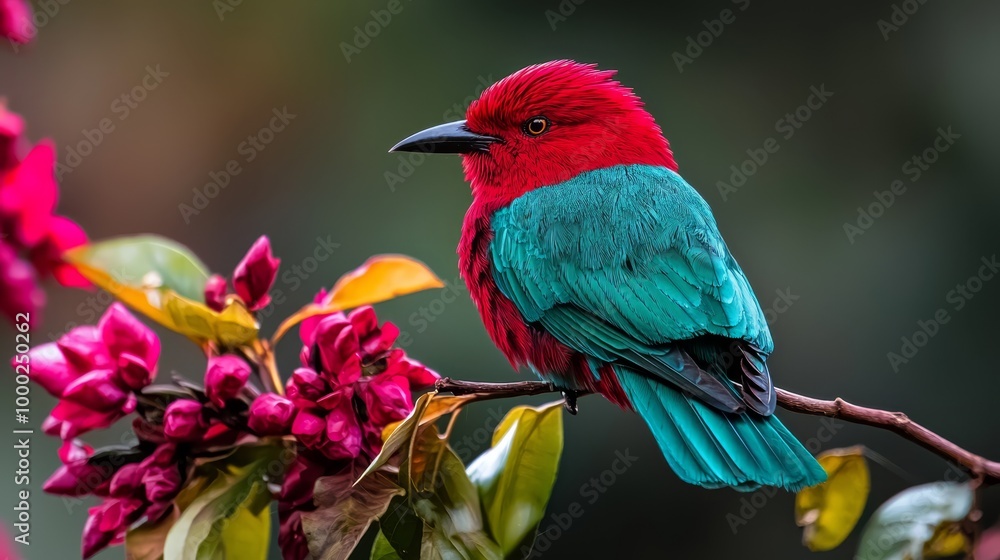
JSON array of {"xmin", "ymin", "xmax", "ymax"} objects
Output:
[{"xmin": 389, "ymin": 120, "xmax": 500, "ymax": 154}]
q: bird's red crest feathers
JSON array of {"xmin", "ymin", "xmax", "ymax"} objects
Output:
[{"xmin": 462, "ymin": 60, "xmax": 677, "ymax": 205}]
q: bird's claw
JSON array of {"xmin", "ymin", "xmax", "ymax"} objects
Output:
[{"xmin": 562, "ymin": 390, "xmax": 580, "ymax": 415}]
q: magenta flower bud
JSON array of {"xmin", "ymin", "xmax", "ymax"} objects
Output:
[
  {"xmin": 0, "ymin": 0, "xmax": 34, "ymax": 45},
  {"xmin": 395, "ymin": 353, "xmax": 440, "ymax": 389},
  {"xmin": 204, "ymin": 273, "xmax": 227, "ymax": 312},
  {"xmin": 362, "ymin": 376, "xmax": 412, "ymax": 427},
  {"xmin": 82, "ymin": 498, "xmax": 143, "ymax": 559},
  {"xmin": 291, "ymin": 409, "xmax": 326, "ymax": 449},
  {"xmin": 44, "ymin": 400, "xmax": 120, "ymax": 439},
  {"xmin": 23, "ymin": 342, "xmax": 75, "ymax": 397},
  {"xmin": 349, "ymin": 306, "xmax": 399, "ymax": 356},
  {"xmin": 314, "ymin": 315, "xmax": 358, "ymax": 377},
  {"xmin": 81, "ymin": 506, "xmax": 116, "ymax": 560},
  {"xmin": 143, "ymin": 466, "xmax": 181, "ymax": 503},
  {"xmin": 57, "ymin": 326, "xmax": 112, "ymax": 372},
  {"xmin": 163, "ymin": 399, "xmax": 205, "ymax": 441},
  {"xmin": 43, "ymin": 466, "xmax": 88, "ymax": 496},
  {"xmin": 204, "ymin": 355, "xmax": 251, "ymax": 407},
  {"xmin": 315, "ymin": 385, "xmax": 351, "ymax": 412},
  {"xmin": 140, "ymin": 443, "xmax": 177, "ymax": 468},
  {"xmin": 278, "ymin": 510, "xmax": 310, "ymax": 560},
  {"xmin": 323, "ymin": 403, "xmax": 362, "ymax": 460},
  {"xmin": 62, "ymin": 369, "xmax": 129, "ymax": 412},
  {"xmin": 247, "ymin": 393, "xmax": 296, "ymax": 435},
  {"xmin": 43, "ymin": 439, "xmax": 112, "ymax": 497},
  {"xmin": 108, "ymin": 463, "xmax": 144, "ymax": 498},
  {"xmin": 297, "ymin": 289, "xmax": 332, "ymax": 342},
  {"xmin": 0, "ymin": 241, "xmax": 45, "ymax": 326},
  {"xmin": 233, "ymin": 236, "xmax": 279, "ymax": 311},
  {"xmin": 116, "ymin": 353, "xmax": 154, "ymax": 391},
  {"xmin": 98, "ymin": 303, "xmax": 160, "ymax": 372},
  {"xmin": 286, "ymin": 367, "xmax": 327, "ymax": 403},
  {"xmin": 279, "ymin": 453, "xmax": 325, "ymax": 510}
]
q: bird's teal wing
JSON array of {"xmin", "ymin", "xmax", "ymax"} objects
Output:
[{"xmin": 489, "ymin": 164, "xmax": 774, "ymax": 413}]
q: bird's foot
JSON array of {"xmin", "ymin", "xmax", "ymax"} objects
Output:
[{"xmin": 562, "ymin": 390, "xmax": 581, "ymax": 415}]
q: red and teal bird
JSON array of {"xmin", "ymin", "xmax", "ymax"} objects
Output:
[{"xmin": 391, "ymin": 60, "xmax": 826, "ymax": 491}]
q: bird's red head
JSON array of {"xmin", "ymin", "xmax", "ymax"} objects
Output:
[{"xmin": 391, "ymin": 60, "xmax": 677, "ymax": 205}]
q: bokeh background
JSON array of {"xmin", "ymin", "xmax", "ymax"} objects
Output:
[{"xmin": 2, "ymin": 1, "xmax": 999, "ymax": 558}]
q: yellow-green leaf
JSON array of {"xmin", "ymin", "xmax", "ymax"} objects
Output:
[
  {"xmin": 163, "ymin": 445, "xmax": 280, "ymax": 560},
  {"xmin": 66, "ymin": 235, "xmax": 259, "ymax": 346},
  {"xmin": 163, "ymin": 292, "xmax": 259, "ymax": 347},
  {"xmin": 359, "ymin": 393, "xmax": 434, "ymax": 484},
  {"xmin": 795, "ymin": 446, "xmax": 870, "ymax": 551},
  {"xmin": 361, "ymin": 393, "xmax": 474, "ymax": 485},
  {"xmin": 405, "ymin": 427, "xmax": 502, "ymax": 560},
  {"xmin": 856, "ymin": 481, "xmax": 975, "ymax": 560},
  {"xmin": 371, "ymin": 531, "xmax": 403, "ymax": 560},
  {"xmin": 272, "ymin": 254, "xmax": 444, "ymax": 344},
  {"xmin": 923, "ymin": 522, "xmax": 968, "ymax": 558},
  {"xmin": 66, "ymin": 235, "xmax": 210, "ymax": 301},
  {"xmin": 465, "ymin": 401, "xmax": 564, "ymax": 555},
  {"xmin": 327, "ymin": 254, "xmax": 444, "ymax": 310}
]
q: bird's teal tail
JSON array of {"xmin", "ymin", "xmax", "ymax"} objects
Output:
[{"xmin": 616, "ymin": 368, "xmax": 827, "ymax": 491}]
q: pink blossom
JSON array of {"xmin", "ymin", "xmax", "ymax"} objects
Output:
[
  {"xmin": 43, "ymin": 439, "xmax": 114, "ymax": 497},
  {"xmin": 163, "ymin": 400, "xmax": 205, "ymax": 441},
  {"xmin": 233, "ymin": 235, "xmax": 279, "ymax": 311},
  {"xmin": 291, "ymin": 409, "xmax": 326, "ymax": 450},
  {"xmin": 204, "ymin": 354, "xmax": 251, "ymax": 407},
  {"xmin": 0, "ymin": 118, "xmax": 88, "ymax": 325},
  {"xmin": 247, "ymin": 393, "xmax": 296, "ymax": 435},
  {"xmin": 360, "ymin": 374, "xmax": 412, "ymax": 427},
  {"xmin": 0, "ymin": 0, "xmax": 33, "ymax": 45},
  {"xmin": 204, "ymin": 273, "xmax": 227, "ymax": 311}
]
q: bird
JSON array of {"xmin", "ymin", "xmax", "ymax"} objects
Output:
[{"xmin": 390, "ymin": 60, "xmax": 826, "ymax": 491}]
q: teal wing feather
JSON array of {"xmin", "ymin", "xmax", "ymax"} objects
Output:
[
  {"xmin": 488, "ymin": 164, "xmax": 825, "ymax": 490},
  {"xmin": 490, "ymin": 164, "xmax": 771, "ymax": 349},
  {"xmin": 490, "ymin": 164, "xmax": 772, "ymax": 412}
]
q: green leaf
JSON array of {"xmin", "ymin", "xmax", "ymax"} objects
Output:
[
  {"xmin": 163, "ymin": 445, "xmax": 281, "ymax": 560},
  {"xmin": 466, "ymin": 401, "xmax": 564, "ymax": 555},
  {"xmin": 300, "ymin": 465, "xmax": 404, "ymax": 560},
  {"xmin": 371, "ymin": 531, "xmax": 403, "ymax": 560},
  {"xmin": 378, "ymin": 498, "xmax": 423, "ymax": 560},
  {"xmin": 795, "ymin": 446, "xmax": 870, "ymax": 551},
  {"xmin": 404, "ymin": 427, "xmax": 502, "ymax": 560},
  {"xmin": 856, "ymin": 481, "xmax": 974, "ymax": 560},
  {"xmin": 65, "ymin": 235, "xmax": 260, "ymax": 346},
  {"xmin": 66, "ymin": 235, "xmax": 210, "ymax": 301}
]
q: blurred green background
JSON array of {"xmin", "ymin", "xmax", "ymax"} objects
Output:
[{"xmin": 2, "ymin": 1, "xmax": 999, "ymax": 558}]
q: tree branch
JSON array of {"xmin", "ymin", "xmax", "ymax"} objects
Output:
[{"xmin": 434, "ymin": 377, "xmax": 1000, "ymax": 485}]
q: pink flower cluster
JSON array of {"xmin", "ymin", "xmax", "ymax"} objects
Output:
[
  {"xmin": 16, "ymin": 225, "xmax": 439, "ymax": 559},
  {"xmin": 46, "ymin": 440, "xmax": 184, "ymax": 558},
  {"xmin": 204, "ymin": 235, "xmax": 280, "ymax": 312},
  {"xmin": 0, "ymin": 104, "xmax": 88, "ymax": 325},
  {"xmin": 243, "ymin": 302, "xmax": 437, "ymax": 560},
  {"xmin": 27, "ymin": 303, "xmax": 159, "ymax": 439},
  {"xmin": 25, "ymin": 301, "xmax": 262, "ymax": 557}
]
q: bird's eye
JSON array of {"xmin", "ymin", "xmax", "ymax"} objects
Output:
[{"xmin": 523, "ymin": 116, "xmax": 550, "ymax": 136}]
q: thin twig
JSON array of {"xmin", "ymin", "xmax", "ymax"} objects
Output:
[{"xmin": 434, "ymin": 377, "xmax": 1000, "ymax": 485}]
